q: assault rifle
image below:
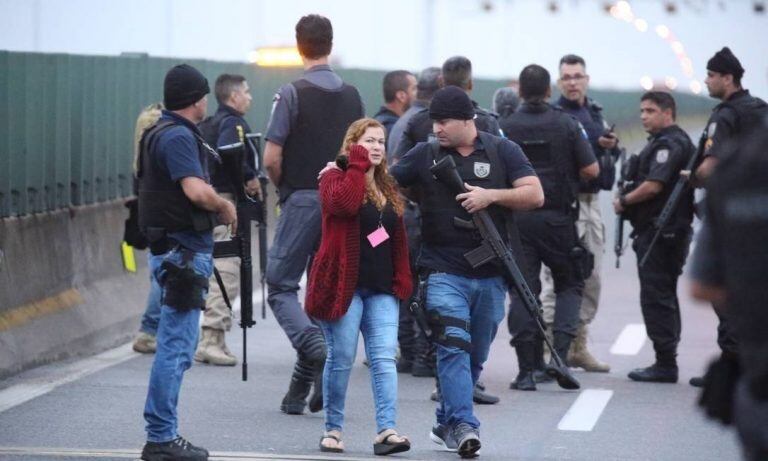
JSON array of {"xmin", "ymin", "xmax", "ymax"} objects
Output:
[
  {"xmin": 614, "ymin": 148, "xmax": 628, "ymax": 268},
  {"xmin": 244, "ymin": 133, "xmax": 269, "ymax": 320},
  {"xmin": 638, "ymin": 140, "xmax": 703, "ymax": 267},
  {"xmin": 429, "ymin": 156, "xmax": 580, "ymax": 390},
  {"xmin": 213, "ymin": 141, "xmax": 262, "ymax": 381}
]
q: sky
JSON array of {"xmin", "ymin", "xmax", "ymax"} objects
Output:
[{"xmin": 1, "ymin": 0, "xmax": 766, "ymax": 96}]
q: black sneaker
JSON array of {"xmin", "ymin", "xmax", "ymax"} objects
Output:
[
  {"xmin": 430, "ymin": 423, "xmax": 457, "ymax": 452},
  {"xmin": 141, "ymin": 436, "xmax": 208, "ymax": 461},
  {"xmin": 453, "ymin": 422, "xmax": 481, "ymax": 458},
  {"xmin": 689, "ymin": 376, "xmax": 705, "ymax": 387}
]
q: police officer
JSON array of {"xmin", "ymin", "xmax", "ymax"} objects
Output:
[
  {"xmin": 194, "ymin": 73, "xmax": 261, "ymax": 367},
  {"xmin": 137, "ymin": 64, "xmax": 237, "ymax": 461},
  {"xmin": 387, "ymin": 67, "xmax": 441, "ymax": 161},
  {"xmin": 689, "ymin": 123, "xmax": 768, "ymax": 461},
  {"xmin": 501, "ymin": 64, "xmax": 598, "ymax": 391},
  {"xmin": 263, "ymin": 14, "xmax": 364, "ymax": 415},
  {"xmin": 391, "ymin": 86, "xmax": 543, "ymax": 457},
  {"xmin": 540, "ymin": 54, "xmax": 620, "ymax": 373},
  {"xmin": 393, "ymin": 56, "xmax": 503, "ymax": 159},
  {"xmin": 689, "ymin": 47, "xmax": 768, "ymax": 387},
  {"xmin": 613, "ymin": 91, "xmax": 695, "ymax": 383},
  {"xmin": 373, "ymin": 70, "xmax": 417, "ymax": 136}
]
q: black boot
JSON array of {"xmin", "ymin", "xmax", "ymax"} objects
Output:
[
  {"xmin": 510, "ymin": 342, "xmax": 536, "ymax": 391},
  {"xmin": 280, "ymin": 356, "xmax": 314, "ymax": 415},
  {"xmin": 300, "ymin": 331, "xmax": 327, "ymax": 413},
  {"xmin": 629, "ymin": 354, "xmax": 678, "ymax": 383},
  {"xmin": 532, "ymin": 337, "xmax": 554, "ymax": 384},
  {"xmin": 545, "ymin": 332, "xmax": 574, "ymax": 377}
]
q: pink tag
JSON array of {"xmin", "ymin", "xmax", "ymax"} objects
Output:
[{"xmin": 367, "ymin": 226, "xmax": 390, "ymax": 247}]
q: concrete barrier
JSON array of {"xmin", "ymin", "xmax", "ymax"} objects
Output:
[{"xmin": 0, "ymin": 200, "xmax": 150, "ymax": 380}]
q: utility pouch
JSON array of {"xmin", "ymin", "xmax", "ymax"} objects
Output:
[
  {"xmin": 123, "ymin": 198, "xmax": 148, "ymax": 250},
  {"xmin": 159, "ymin": 259, "xmax": 209, "ymax": 311},
  {"xmin": 570, "ymin": 242, "xmax": 595, "ymax": 282},
  {"xmin": 597, "ymin": 152, "xmax": 616, "ymax": 191}
]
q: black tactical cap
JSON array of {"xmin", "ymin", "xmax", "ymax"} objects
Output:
[
  {"xmin": 429, "ymin": 85, "xmax": 475, "ymax": 121},
  {"xmin": 706, "ymin": 47, "xmax": 744, "ymax": 80},
  {"xmin": 164, "ymin": 64, "xmax": 210, "ymax": 110}
]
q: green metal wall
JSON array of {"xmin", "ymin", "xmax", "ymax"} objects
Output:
[{"xmin": 0, "ymin": 50, "xmax": 713, "ymax": 217}]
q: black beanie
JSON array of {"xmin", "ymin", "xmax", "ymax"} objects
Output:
[
  {"xmin": 163, "ymin": 64, "xmax": 210, "ymax": 110},
  {"xmin": 706, "ymin": 47, "xmax": 744, "ymax": 80},
  {"xmin": 429, "ymin": 86, "xmax": 475, "ymax": 121}
]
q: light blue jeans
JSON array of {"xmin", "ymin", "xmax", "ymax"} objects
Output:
[
  {"xmin": 144, "ymin": 248, "xmax": 212, "ymax": 442},
  {"xmin": 139, "ymin": 252, "xmax": 165, "ymax": 336},
  {"xmin": 426, "ymin": 273, "xmax": 506, "ymax": 430},
  {"xmin": 318, "ymin": 288, "xmax": 399, "ymax": 433}
]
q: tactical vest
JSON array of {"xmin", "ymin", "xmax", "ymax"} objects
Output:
[
  {"xmin": 632, "ymin": 126, "xmax": 695, "ymax": 231},
  {"xmin": 279, "ymin": 79, "xmax": 361, "ymax": 202},
  {"xmin": 420, "ymin": 132, "xmax": 514, "ymax": 249},
  {"xmin": 501, "ymin": 104, "xmax": 579, "ymax": 212},
  {"xmin": 137, "ymin": 120, "xmax": 217, "ymax": 236},
  {"xmin": 718, "ymin": 91, "xmax": 768, "ymax": 137}
]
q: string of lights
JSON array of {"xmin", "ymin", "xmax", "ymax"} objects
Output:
[{"xmin": 605, "ymin": 1, "xmax": 702, "ymax": 93}]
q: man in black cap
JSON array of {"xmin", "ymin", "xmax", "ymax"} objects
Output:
[
  {"xmin": 689, "ymin": 47, "xmax": 768, "ymax": 387},
  {"xmin": 137, "ymin": 64, "xmax": 236, "ymax": 461},
  {"xmin": 390, "ymin": 86, "xmax": 543, "ymax": 458},
  {"xmin": 393, "ymin": 56, "xmax": 503, "ymax": 159}
]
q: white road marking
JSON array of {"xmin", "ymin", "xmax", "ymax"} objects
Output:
[
  {"xmin": 0, "ymin": 446, "xmax": 368, "ymax": 460},
  {"xmin": 0, "ymin": 344, "xmax": 136, "ymax": 414},
  {"xmin": 610, "ymin": 323, "xmax": 648, "ymax": 355},
  {"xmin": 557, "ymin": 389, "xmax": 614, "ymax": 432}
]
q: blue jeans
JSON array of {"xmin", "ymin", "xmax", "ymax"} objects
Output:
[
  {"xmin": 144, "ymin": 248, "xmax": 213, "ymax": 442},
  {"xmin": 139, "ymin": 253, "xmax": 165, "ymax": 336},
  {"xmin": 266, "ymin": 190, "xmax": 323, "ymax": 349},
  {"xmin": 426, "ymin": 273, "xmax": 506, "ymax": 429},
  {"xmin": 318, "ymin": 289, "xmax": 399, "ymax": 433}
]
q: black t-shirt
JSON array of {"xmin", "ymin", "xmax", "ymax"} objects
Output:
[{"xmin": 357, "ymin": 201, "xmax": 397, "ymax": 293}]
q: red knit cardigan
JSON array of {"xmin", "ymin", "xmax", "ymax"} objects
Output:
[{"xmin": 305, "ymin": 149, "xmax": 413, "ymax": 321}]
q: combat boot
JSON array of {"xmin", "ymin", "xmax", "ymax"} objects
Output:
[
  {"xmin": 545, "ymin": 331, "xmax": 575, "ymax": 377},
  {"xmin": 568, "ymin": 325, "xmax": 610, "ymax": 372},
  {"xmin": 510, "ymin": 341, "xmax": 536, "ymax": 391},
  {"xmin": 280, "ymin": 356, "xmax": 314, "ymax": 414},
  {"xmin": 532, "ymin": 338, "xmax": 554, "ymax": 384},
  {"xmin": 132, "ymin": 332, "xmax": 156, "ymax": 354},
  {"xmin": 281, "ymin": 330, "xmax": 326, "ymax": 414},
  {"xmin": 194, "ymin": 328, "xmax": 237, "ymax": 366},
  {"xmin": 628, "ymin": 362, "xmax": 678, "ymax": 383}
]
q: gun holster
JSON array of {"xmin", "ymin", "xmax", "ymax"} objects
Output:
[
  {"xmin": 159, "ymin": 258, "xmax": 209, "ymax": 311},
  {"xmin": 427, "ymin": 311, "xmax": 472, "ymax": 353}
]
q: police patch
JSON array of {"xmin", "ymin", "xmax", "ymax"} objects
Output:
[
  {"xmin": 656, "ymin": 149, "xmax": 669, "ymax": 164},
  {"xmin": 474, "ymin": 162, "xmax": 490, "ymax": 178},
  {"xmin": 707, "ymin": 122, "xmax": 717, "ymax": 138}
]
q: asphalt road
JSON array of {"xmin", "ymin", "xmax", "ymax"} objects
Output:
[{"xmin": 0, "ymin": 195, "xmax": 742, "ymax": 461}]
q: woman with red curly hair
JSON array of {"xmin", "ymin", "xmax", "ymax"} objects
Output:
[{"xmin": 305, "ymin": 118, "xmax": 413, "ymax": 455}]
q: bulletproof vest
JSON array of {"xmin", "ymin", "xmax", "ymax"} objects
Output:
[
  {"xmin": 632, "ymin": 125, "xmax": 695, "ymax": 230},
  {"xmin": 137, "ymin": 120, "xmax": 217, "ymax": 235},
  {"xmin": 719, "ymin": 91, "xmax": 768, "ymax": 135},
  {"xmin": 198, "ymin": 110, "xmax": 233, "ymax": 192},
  {"xmin": 501, "ymin": 104, "xmax": 578, "ymax": 212},
  {"xmin": 420, "ymin": 132, "xmax": 512, "ymax": 248},
  {"xmin": 279, "ymin": 79, "xmax": 361, "ymax": 202}
]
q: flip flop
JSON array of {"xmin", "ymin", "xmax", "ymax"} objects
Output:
[
  {"xmin": 320, "ymin": 434, "xmax": 344, "ymax": 453},
  {"xmin": 373, "ymin": 432, "xmax": 411, "ymax": 456}
]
